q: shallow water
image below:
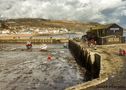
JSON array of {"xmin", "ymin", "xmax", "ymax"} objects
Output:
[{"xmin": 0, "ymin": 44, "xmax": 84, "ymax": 90}]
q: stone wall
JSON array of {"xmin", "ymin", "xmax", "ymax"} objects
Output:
[{"xmin": 68, "ymin": 40, "xmax": 101, "ymax": 81}]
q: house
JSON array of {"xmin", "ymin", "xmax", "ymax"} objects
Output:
[
  {"xmin": 85, "ymin": 23, "xmax": 125, "ymax": 45},
  {"xmin": 2, "ymin": 30, "xmax": 10, "ymax": 34}
]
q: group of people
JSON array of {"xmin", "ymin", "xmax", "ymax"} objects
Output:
[
  {"xmin": 26, "ymin": 41, "xmax": 48, "ymax": 51},
  {"xmin": 26, "ymin": 41, "xmax": 68, "ymax": 50},
  {"xmin": 85, "ymin": 39, "xmax": 97, "ymax": 48}
]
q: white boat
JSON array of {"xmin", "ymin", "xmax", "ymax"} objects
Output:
[{"xmin": 40, "ymin": 44, "xmax": 48, "ymax": 51}]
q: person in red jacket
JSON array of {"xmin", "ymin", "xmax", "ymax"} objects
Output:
[
  {"xmin": 26, "ymin": 41, "xmax": 32, "ymax": 49},
  {"xmin": 122, "ymin": 49, "xmax": 126, "ymax": 56},
  {"xmin": 47, "ymin": 54, "xmax": 52, "ymax": 61}
]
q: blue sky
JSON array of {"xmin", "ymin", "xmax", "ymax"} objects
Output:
[{"xmin": 0, "ymin": 0, "xmax": 126, "ymax": 28}]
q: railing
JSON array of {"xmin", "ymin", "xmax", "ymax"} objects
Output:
[{"xmin": 0, "ymin": 38, "xmax": 69, "ymax": 44}]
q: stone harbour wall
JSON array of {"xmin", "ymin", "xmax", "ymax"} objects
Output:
[
  {"xmin": 68, "ymin": 40, "xmax": 101, "ymax": 80},
  {"xmin": 66, "ymin": 40, "xmax": 108, "ymax": 90}
]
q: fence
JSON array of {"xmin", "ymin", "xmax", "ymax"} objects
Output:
[{"xmin": 0, "ymin": 38, "xmax": 69, "ymax": 44}]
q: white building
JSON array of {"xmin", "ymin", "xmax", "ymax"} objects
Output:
[{"xmin": 2, "ymin": 30, "xmax": 10, "ymax": 34}]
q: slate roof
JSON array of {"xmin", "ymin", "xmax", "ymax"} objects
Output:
[{"xmin": 87, "ymin": 23, "xmax": 123, "ymax": 32}]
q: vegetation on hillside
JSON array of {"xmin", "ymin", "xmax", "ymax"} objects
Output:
[{"xmin": 0, "ymin": 18, "xmax": 100, "ymax": 32}]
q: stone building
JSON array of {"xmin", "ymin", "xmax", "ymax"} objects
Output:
[{"xmin": 85, "ymin": 23, "xmax": 125, "ymax": 44}]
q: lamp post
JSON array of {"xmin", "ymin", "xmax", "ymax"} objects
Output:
[{"xmin": 68, "ymin": 29, "xmax": 71, "ymax": 40}]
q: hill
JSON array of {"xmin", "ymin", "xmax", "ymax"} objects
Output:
[{"xmin": 0, "ymin": 18, "xmax": 100, "ymax": 33}]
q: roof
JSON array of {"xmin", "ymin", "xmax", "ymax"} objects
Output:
[
  {"xmin": 92, "ymin": 24, "xmax": 113, "ymax": 30},
  {"xmin": 88, "ymin": 23, "xmax": 122, "ymax": 31}
]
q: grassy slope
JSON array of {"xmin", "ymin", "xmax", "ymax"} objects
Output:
[{"xmin": 0, "ymin": 18, "xmax": 100, "ymax": 32}]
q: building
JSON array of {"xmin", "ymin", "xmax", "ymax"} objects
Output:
[
  {"xmin": 85, "ymin": 23, "xmax": 125, "ymax": 45},
  {"xmin": 2, "ymin": 30, "xmax": 10, "ymax": 34}
]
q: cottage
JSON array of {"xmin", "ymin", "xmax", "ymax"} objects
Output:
[{"xmin": 85, "ymin": 23, "xmax": 125, "ymax": 45}]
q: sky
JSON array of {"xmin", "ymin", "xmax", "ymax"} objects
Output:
[{"xmin": 0, "ymin": 0, "xmax": 126, "ymax": 27}]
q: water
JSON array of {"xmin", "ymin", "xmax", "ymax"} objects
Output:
[
  {"xmin": 33, "ymin": 33, "xmax": 83, "ymax": 39},
  {"xmin": 0, "ymin": 33, "xmax": 83, "ymax": 39}
]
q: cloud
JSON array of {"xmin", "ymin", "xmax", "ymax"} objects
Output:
[{"xmin": 0, "ymin": 0, "xmax": 126, "ymax": 27}]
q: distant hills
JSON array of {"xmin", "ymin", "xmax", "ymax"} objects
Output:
[{"xmin": 0, "ymin": 18, "xmax": 100, "ymax": 32}]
